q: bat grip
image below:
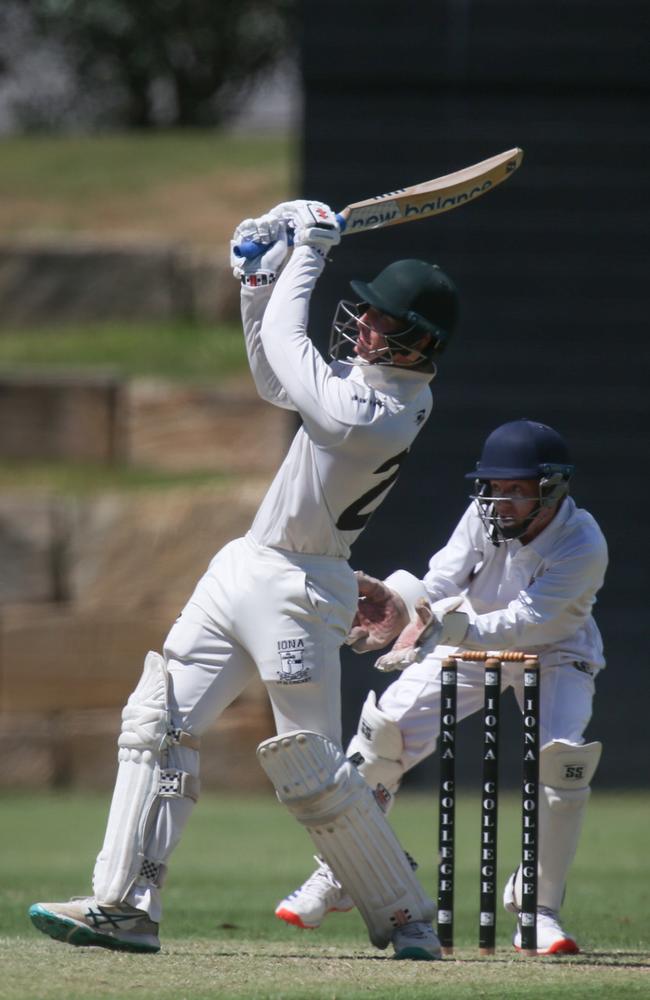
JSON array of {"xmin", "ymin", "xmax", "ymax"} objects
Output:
[
  {"xmin": 232, "ymin": 240, "xmax": 271, "ymax": 260},
  {"xmin": 233, "ymin": 212, "xmax": 348, "ymax": 260}
]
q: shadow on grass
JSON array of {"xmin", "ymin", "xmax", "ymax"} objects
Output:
[{"xmin": 163, "ymin": 944, "xmax": 650, "ymax": 969}]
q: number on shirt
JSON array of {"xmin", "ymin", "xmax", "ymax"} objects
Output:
[{"xmin": 336, "ymin": 450, "xmax": 409, "ymax": 531}]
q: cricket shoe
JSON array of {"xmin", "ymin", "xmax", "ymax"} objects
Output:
[
  {"xmin": 28, "ymin": 897, "xmax": 160, "ymax": 953},
  {"xmin": 513, "ymin": 908, "xmax": 579, "ymax": 956},
  {"xmin": 503, "ymin": 871, "xmax": 579, "ymax": 955},
  {"xmin": 275, "ymin": 857, "xmax": 354, "ymax": 929},
  {"xmin": 392, "ymin": 921, "xmax": 442, "ymax": 961}
]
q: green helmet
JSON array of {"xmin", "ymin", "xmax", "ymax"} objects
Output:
[
  {"xmin": 352, "ymin": 259, "xmax": 458, "ymax": 355},
  {"xmin": 329, "ymin": 259, "xmax": 459, "ymax": 369}
]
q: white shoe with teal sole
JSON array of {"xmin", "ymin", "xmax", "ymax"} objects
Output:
[{"xmin": 29, "ymin": 897, "xmax": 160, "ymax": 953}]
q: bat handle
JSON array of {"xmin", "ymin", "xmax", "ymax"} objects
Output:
[
  {"xmin": 232, "ymin": 240, "xmax": 273, "ymax": 260},
  {"xmin": 233, "ymin": 212, "xmax": 348, "ymax": 260}
]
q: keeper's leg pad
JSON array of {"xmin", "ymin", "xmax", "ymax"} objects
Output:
[
  {"xmin": 506, "ymin": 740, "xmax": 602, "ymax": 913},
  {"xmin": 538, "ymin": 738, "xmax": 602, "ymax": 789},
  {"xmin": 93, "ymin": 651, "xmax": 200, "ymax": 908},
  {"xmin": 257, "ymin": 730, "xmax": 434, "ymax": 949},
  {"xmin": 346, "ymin": 691, "xmax": 404, "ymax": 802}
]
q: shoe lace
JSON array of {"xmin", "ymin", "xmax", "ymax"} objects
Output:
[{"xmin": 299, "ymin": 857, "xmax": 342, "ymax": 898}]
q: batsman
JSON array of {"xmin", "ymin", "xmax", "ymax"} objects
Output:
[
  {"xmin": 277, "ymin": 419, "xmax": 607, "ymax": 955},
  {"xmin": 29, "ymin": 200, "xmax": 460, "ymax": 960}
]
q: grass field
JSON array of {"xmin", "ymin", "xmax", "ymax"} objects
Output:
[
  {"xmin": 0, "ymin": 319, "xmax": 248, "ymax": 380},
  {"xmin": 0, "ymin": 460, "xmax": 237, "ymax": 495},
  {"xmin": 0, "ymin": 130, "xmax": 296, "ymax": 246},
  {"xmin": 1, "ymin": 790, "xmax": 647, "ymax": 999}
]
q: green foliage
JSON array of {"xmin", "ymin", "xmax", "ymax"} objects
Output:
[
  {"xmin": 29, "ymin": 0, "xmax": 298, "ymax": 127},
  {"xmin": 0, "ymin": 791, "xmax": 647, "ymax": 999}
]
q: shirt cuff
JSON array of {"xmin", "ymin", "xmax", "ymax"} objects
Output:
[{"xmin": 383, "ymin": 570, "xmax": 428, "ymax": 621}]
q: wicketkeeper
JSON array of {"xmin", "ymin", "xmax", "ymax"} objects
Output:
[
  {"xmin": 29, "ymin": 200, "xmax": 459, "ymax": 960},
  {"xmin": 276, "ymin": 418, "xmax": 607, "ymax": 956}
]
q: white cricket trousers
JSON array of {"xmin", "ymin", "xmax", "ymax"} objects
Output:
[
  {"xmin": 378, "ymin": 654, "xmax": 597, "ymax": 774},
  {"xmin": 165, "ymin": 532, "xmax": 358, "ymax": 742},
  {"xmin": 126, "ymin": 533, "xmax": 357, "ymax": 920}
]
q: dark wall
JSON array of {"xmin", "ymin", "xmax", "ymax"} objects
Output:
[{"xmin": 300, "ymin": 0, "xmax": 650, "ymax": 786}]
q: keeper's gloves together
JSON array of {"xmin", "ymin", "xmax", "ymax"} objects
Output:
[
  {"xmin": 374, "ymin": 596, "xmax": 469, "ymax": 672},
  {"xmin": 345, "ymin": 570, "xmax": 410, "ymax": 653}
]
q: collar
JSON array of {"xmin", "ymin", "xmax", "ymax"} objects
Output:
[
  {"xmin": 523, "ymin": 496, "xmax": 575, "ymax": 557},
  {"xmin": 352, "ymin": 359, "xmax": 433, "ymax": 398}
]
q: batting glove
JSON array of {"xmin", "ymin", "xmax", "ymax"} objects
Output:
[
  {"xmin": 270, "ymin": 200, "xmax": 341, "ymax": 258},
  {"xmin": 230, "ymin": 213, "xmax": 291, "ymax": 285}
]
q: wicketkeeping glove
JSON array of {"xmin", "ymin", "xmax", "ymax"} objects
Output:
[
  {"xmin": 374, "ymin": 596, "xmax": 469, "ymax": 672},
  {"xmin": 230, "ymin": 213, "xmax": 290, "ymax": 285},
  {"xmin": 344, "ymin": 570, "xmax": 410, "ymax": 653}
]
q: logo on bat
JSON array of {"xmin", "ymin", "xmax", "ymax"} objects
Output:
[{"xmin": 346, "ymin": 180, "xmax": 495, "ymax": 231}]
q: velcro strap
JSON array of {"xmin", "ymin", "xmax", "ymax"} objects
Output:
[
  {"xmin": 158, "ymin": 769, "xmax": 200, "ymax": 802},
  {"xmin": 241, "ymin": 271, "xmax": 276, "ymax": 287}
]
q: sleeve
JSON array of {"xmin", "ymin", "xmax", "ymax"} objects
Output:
[
  {"xmin": 240, "ymin": 284, "xmax": 297, "ymax": 411},
  {"xmin": 461, "ymin": 533, "xmax": 608, "ymax": 651},
  {"xmin": 422, "ymin": 505, "xmax": 485, "ymax": 602},
  {"xmin": 383, "ymin": 569, "xmax": 428, "ymax": 620},
  {"xmin": 259, "ymin": 245, "xmax": 365, "ymax": 445},
  {"xmin": 382, "ymin": 506, "xmax": 483, "ymax": 619}
]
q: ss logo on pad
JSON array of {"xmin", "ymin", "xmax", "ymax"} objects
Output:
[{"xmin": 563, "ymin": 765, "xmax": 584, "ymax": 780}]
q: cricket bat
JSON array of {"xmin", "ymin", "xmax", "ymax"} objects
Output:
[{"xmin": 234, "ymin": 147, "xmax": 523, "ymax": 259}]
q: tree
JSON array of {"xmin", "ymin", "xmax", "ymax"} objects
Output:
[{"xmin": 31, "ymin": 0, "xmax": 298, "ymax": 128}]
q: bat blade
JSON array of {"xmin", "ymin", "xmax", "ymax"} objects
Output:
[
  {"xmin": 232, "ymin": 147, "xmax": 523, "ymax": 259},
  {"xmin": 338, "ymin": 147, "xmax": 523, "ymax": 235}
]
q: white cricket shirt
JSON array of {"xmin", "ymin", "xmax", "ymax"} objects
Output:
[
  {"xmin": 241, "ymin": 246, "xmax": 434, "ymax": 558},
  {"xmin": 422, "ymin": 498, "xmax": 608, "ymax": 669}
]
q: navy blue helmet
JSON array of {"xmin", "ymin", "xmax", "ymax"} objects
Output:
[{"xmin": 466, "ymin": 419, "xmax": 574, "ymax": 543}]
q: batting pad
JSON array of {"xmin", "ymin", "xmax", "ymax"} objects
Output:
[
  {"xmin": 257, "ymin": 731, "xmax": 434, "ymax": 948},
  {"xmin": 93, "ymin": 651, "xmax": 200, "ymax": 906}
]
